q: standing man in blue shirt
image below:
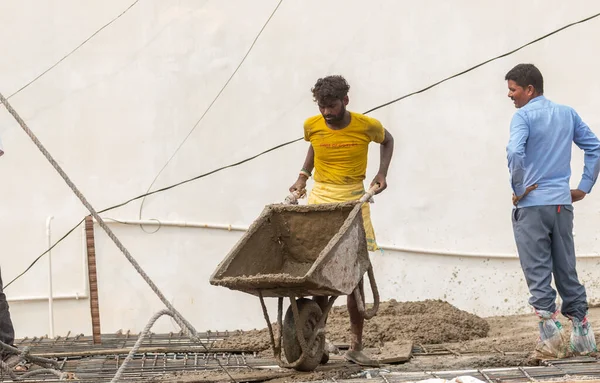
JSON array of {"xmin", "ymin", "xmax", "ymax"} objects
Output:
[{"xmin": 506, "ymin": 63, "xmax": 600, "ymax": 358}]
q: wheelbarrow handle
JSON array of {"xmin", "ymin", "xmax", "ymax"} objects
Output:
[
  {"xmin": 285, "ymin": 184, "xmax": 377, "ymax": 205},
  {"xmin": 359, "ymin": 183, "xmax": 380, "ymax": 203},
  {"xmin": 284, "ymin": 189, "xmax": 305, "ymax": 205}
]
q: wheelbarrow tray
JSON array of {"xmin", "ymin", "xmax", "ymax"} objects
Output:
[{"xmin": 210, "ymin": 201, "xmax": 370, "ymax": 297}]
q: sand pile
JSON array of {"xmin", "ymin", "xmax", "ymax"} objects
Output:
[{"xmin": 213, "ymin": 299, "xmax": 489, "ymax": 351}]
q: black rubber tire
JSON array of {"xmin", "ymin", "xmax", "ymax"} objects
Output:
[{"xmin": 282, "ymin": 298, "xmax": 325, "ymax": 372}]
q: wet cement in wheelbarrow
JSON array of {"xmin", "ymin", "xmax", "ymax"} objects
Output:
[
  {"xmin": 213, "ymin": 299, "xmax": 489, "ymax": 351},
  {"xmin": 216, "ymin": 204, "xmax": 354, "ymax": 282},
  {"xmin": 271, "ymin": 206, "xmax": 352, "ymax": 264}
]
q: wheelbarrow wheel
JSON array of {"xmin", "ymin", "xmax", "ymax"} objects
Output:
[{"xmin": 282, "ymin": 298, "xmax": 325, "ymax": 372}]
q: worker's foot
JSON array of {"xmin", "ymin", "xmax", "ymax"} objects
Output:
[
  {"xmin": 1, "ymin": 354, "xmax": 29, "ymax": 372},
  {"xmin": 344, "ymin": 350, "xmax": 380, "ymax": 367},
  {"xmin": 569, "ymin": 315, "xmax": 598, "ymax": 356},
  {"xmin": 533, "ymin": 310, "xmax": 569, "ymax": 359},
  {"xmin": 13, "ymin": 363, "xmax": 28, "ymax": 372}
]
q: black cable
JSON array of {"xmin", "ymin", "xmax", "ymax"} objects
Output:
[
  {"xmin": 138, "ymin": 0, "xmax": 283, "ymax": 223},
  {"xmin": 6, "ymin": 9, "xmax": 600, "ymax": 289},
  {"xmin": 7, "ymin": 0, "xmax": 140, "ymax": 100},
  {"xmin": 3, "ymin": 0, "xmax": 141, "ymax": 289},
  {"xmin": 3, "ymin": 219, "xmax": 84, "ymax": 289},
  {"xmin": 363, "ymin": 10, "xmax": 600, "ymax": 114},
  {"xmin": 4, "ymin": 137, "xmax": 302, "ymax": 289},
  {"xmin": 102, "ymin": 137, "xmax": 303, "ymax": 213}
]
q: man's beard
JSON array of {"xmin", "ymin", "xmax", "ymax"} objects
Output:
[{"xmin": 324, "ymin": 107, "xmax": 345, "ymax": 123}]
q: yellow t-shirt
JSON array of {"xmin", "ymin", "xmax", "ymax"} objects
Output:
[{"xmin": 304, "ymin": 112, "xmax": 385, "ymax": 185}]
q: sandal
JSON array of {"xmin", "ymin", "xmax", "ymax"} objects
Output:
[
  {"xmin": 344, "ymin": 350, "xmax": 380, "ymax": 367},
  {"xmin": 2, "ymin": 354, "xmax": 29, "ymax": 372}
]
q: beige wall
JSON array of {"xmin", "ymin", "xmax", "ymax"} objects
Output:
[{"xmin": 1, "ymin": 0, "xmax": 599, "ymax": 337}]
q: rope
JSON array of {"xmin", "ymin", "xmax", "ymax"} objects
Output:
[
  {"xmin": 111, "ymin": 309, "xmax": 175, "ymax": 382},
  {"xmin": 1, "ymin": 341, "xmax": 68, "ymax": 380},
  {"xmin": 1, "ymin": 340, "xmax": 59, "ymax": 368},
  {"xmin": 0, "ymin": 92, "xmax": 236, "ymax": 382},
  {"xmin": 0, "ymin": 360, "xmax": 17, "ymax": 381}
]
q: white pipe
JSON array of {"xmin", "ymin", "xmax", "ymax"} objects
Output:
[
  {"xmin": 99, "ymin": 218, "xmax": 600, "ymax": 259},
  {"xmin": 7, "ymin": 222, "xmax": 89, "ymax": 304},
  {"xmin": 377, "ymin": 244, "xmax": 520, "ymax": 259},
  {"xmin": 46, "ymin": 216, "xmax": 55, "ymax": 338},
  {"xmin": 99, "ymin": 218, "xmax": 247, "ymax": 232},
  {"xmin": 7, "ymin": 293, "xmax": 86, "ymax": 303},
  {"xmin": 14, "ymin": 216, "xmax": 598, "ymax": 306},
  {"xmin": 377, "ymin": 244, "xmax": 600, "ymax": 259}
]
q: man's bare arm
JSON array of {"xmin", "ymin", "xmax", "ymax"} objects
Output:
[
  {"xmin": 289, "ymin": 145, "xmax": 314, "ymax": 193},
  {"xmin": 371, "ymin": 129, "xmax": 394, "ymax": 194}
]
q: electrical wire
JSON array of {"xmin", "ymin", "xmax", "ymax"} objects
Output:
[
  {"xmin": 137, "ymin": 0, "xmax": 283, "ymax": 224},
  {"xmin": 5, "ymin": 9, "xmax": 600, "ymax": 289},
  {"xmin": 3, "ymin": 137, "xmax": 301, "ymax": 289},
  {"xmin": 7, "ymin": 0, "xmax": 140, "ymax": 100}
]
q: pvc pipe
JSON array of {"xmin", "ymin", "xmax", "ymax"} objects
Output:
[
  {"xmin": 377, "ymin": 244, "xmax": 519, "ymax": 259},
  {"xmin": 13, "ymin": 216, "xmax": 599, "ymax": 307},
  {"xmin": 377, "ymin": 244, "xmax": 600, "ymax": 259},
  {"xmin": 7, "ymin": 293, "xmax": 86, "ymax": 303},
  {"xmin": 46, "ymin": 216, "xmax": 55, "ymax": 338},
  {"xmin": 99, "ymin": 218, "xmax": 247, "ymax": 232},
  {"xmin": 99, "ymin": 218, "xmax": 600, "ymax": 259},
  {"xmin": 7, "ymin": 223, "xmax": 89, "ymax": 303}
]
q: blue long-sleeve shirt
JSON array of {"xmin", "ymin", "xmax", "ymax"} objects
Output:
[{"xmin": 506, "ymin": 96, "xmax": 600, "ymax": 208}]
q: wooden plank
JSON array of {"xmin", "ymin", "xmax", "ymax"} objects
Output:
[{"xmin": 370, "ymin": 341, "xmax": 414, "ymax": 364}]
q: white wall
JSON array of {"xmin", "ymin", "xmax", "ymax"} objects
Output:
[{"xmin": 1, "ymin": 0, "xmax": 600, "ymax": 338}]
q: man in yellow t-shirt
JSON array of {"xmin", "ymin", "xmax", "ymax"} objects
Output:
[{"xmin": 289, "ymin": 75, "xmax": 394, "ymax": 366}]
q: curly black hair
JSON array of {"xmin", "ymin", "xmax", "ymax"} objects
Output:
[
  {"xmin": 505, "ymin": 64, "xmax": 544, "ymax": 94},
  {"xmin": 311, "ymin": 75, "xmax": 350, "ymax": 103}
]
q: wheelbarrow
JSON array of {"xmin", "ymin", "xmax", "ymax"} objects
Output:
[{"xmin": 209, "ymin": 186, "xmax": 380, "ymax": 371}]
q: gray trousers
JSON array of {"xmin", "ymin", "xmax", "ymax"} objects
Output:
[
  {"xmin": 512, "ymin": 205, "xmax": 588, "ymax": 320},
  {"xmin": 0, "ymin": 268, "xmax": 15, "ymax": 346}
]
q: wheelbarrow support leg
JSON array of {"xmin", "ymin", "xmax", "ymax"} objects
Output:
[
  {"xmin": 258, "ymin": 291, "xmax": 280, "ymax": 357},
  {"xmin": 353, "ymin": 264, "xmax": 380, "ymax": 320},
  {"xmin": 258, "ymin": 292, "xmax": 311, "ymax": 369}
]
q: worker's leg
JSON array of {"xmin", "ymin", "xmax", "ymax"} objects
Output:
[
  {"xmin": 551, "ymin": 205, "xmax": 596, "ymax": 354},
  {"xmin": 550, "ymin": 205, "xmax": 587, "ymax": 320},
  {"xmin": 512, "ymin": 206, "xmax": 556, "ymax": 313},
  {"xmin": 347, "ymin": 281, "xmax": 364, "ymax": 352},
  {"xmin": 0, "ymin": 268, "xmax": 15, "ymax": 347},
  {"xmin": 0, "ymin": 267, "xmax": 27, "ymax": 370},
  {"xmin": 513, "ymin": 206, "xmax": 568, "ymax": 358},
  {"xmin": 343, "ymin": 281, "xmax": 378, "ymax": 366}
]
